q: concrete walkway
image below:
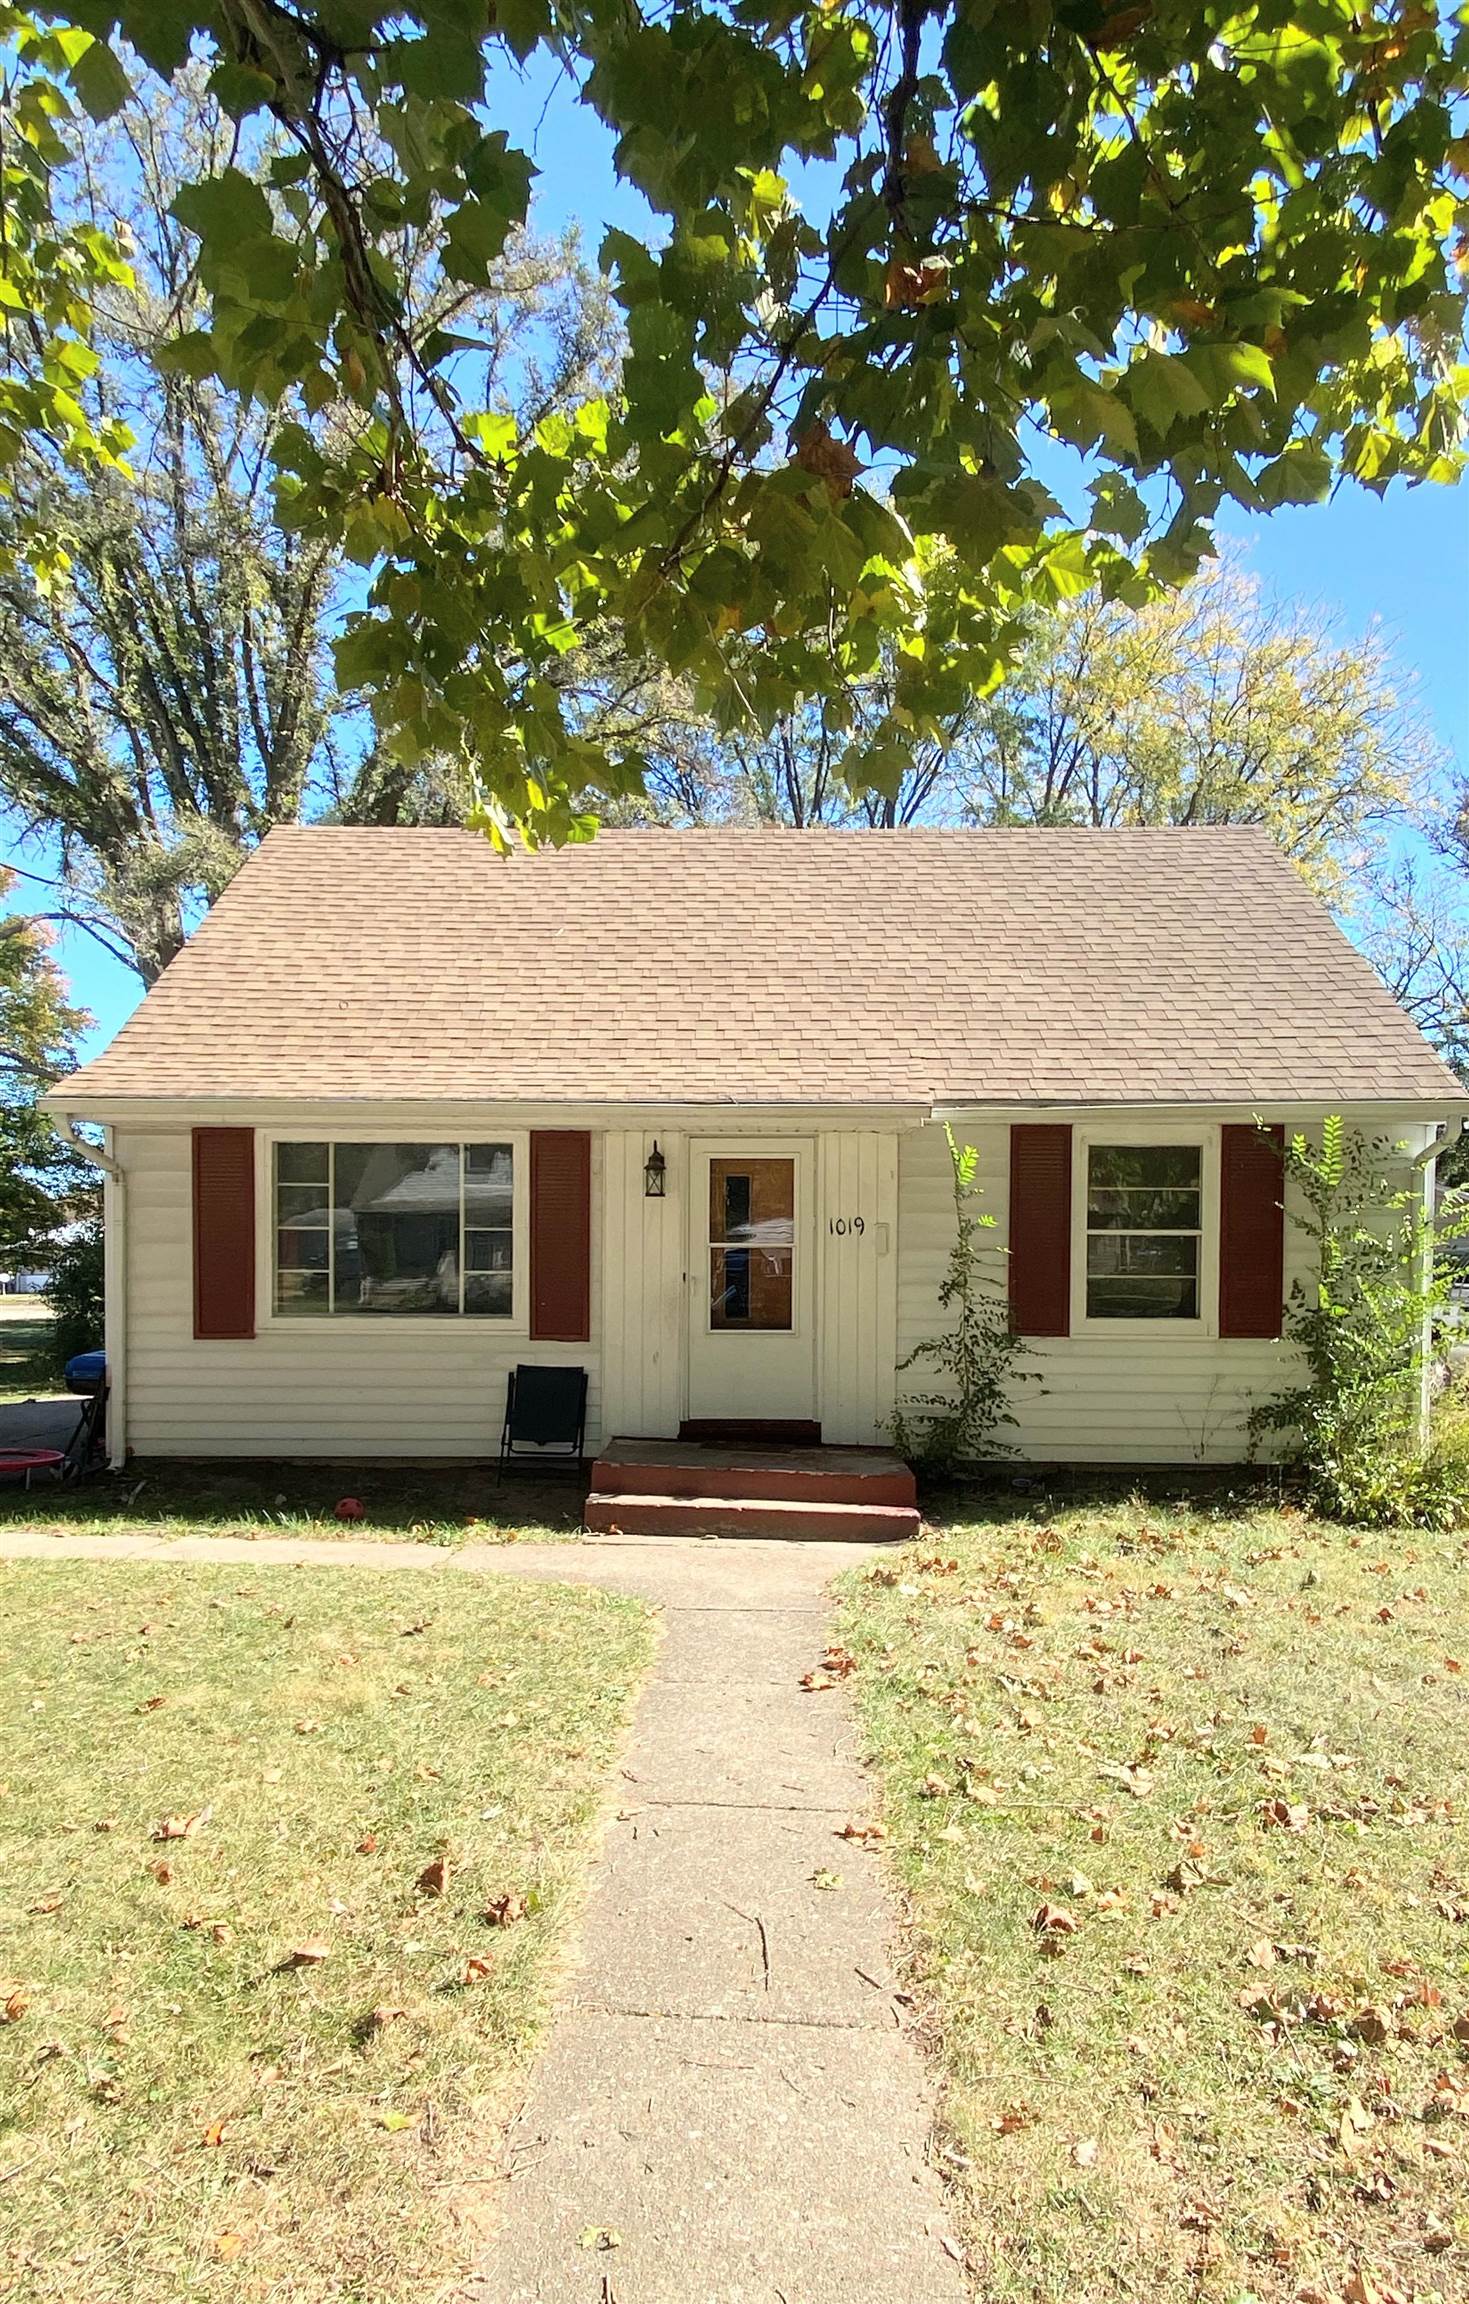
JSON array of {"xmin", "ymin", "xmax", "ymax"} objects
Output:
[{"xmin": 0, "ymin": 1528, "xmax": 967, "ymax": 2303}]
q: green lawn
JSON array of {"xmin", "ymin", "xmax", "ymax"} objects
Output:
[
  {"xmin": 0, "ymin": 1458, "xmax": 585, "ymax": 1544},
  {"xmin": 837, "ymin": 1498, "xmax": 1469, "ymax": 2304},
  {"xmin": 0, "ymin": 1559, "xmax": 656, "ymax": 2303}
]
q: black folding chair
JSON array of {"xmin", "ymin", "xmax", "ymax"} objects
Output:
[{"xmin": 498, "ymin": 1365, "xmax": 588, "ymax": 1482}]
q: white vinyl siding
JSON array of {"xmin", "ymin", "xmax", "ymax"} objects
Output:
[
  {"xmin": 118, "ymin": 1126, "xmax": 600, "ymax": 1459},
  {"xmin": 897, "ymin": 1118, "xmax": 1314, "ymax": 1465}
]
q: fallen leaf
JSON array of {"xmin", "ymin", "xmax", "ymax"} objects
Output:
[
  {"xmin": 151, "ymin": 1808, "xmax": 209, "ymax": 1843},
  {"xmin": 213, "ymin": 2233, "xmax": 246, "ymax": 2262},
  {"xmin": 811, "ymin": 1868, "xmax": 841, "ymax": 1892},
  {"xmin": 2, "ymin": 1987, "xmax": 29, "ymax": 2023},
  {"xmin": 578, "ymin": 2226, "xmax": 623, "ymax": 2251},
  {"xmin": 463, "ymin": 1955, "xmax": 494, "ymax": 1985},
  {"xmin": 202, "ymin": 2118, "xmax": 229, "ymax": 2147},
  {"xmin": 416, "ymin": 1855, "xmax": 449, "ymax": 1898},
  {"xmin": 1072, "ymin": 2137, "xmax": 1099, "ymax": 2167},
  {"xmin": 836, "ymin": 1820, "xmax": 886, "ymax": 1845},
  {"xmin": 1032, "ymin": 1902, "xmax": 1078, "ymax": 1936},
  {"xmin": 281, "ymin": 1941, "xmax": 330, "ymax": 1968},
  {"xmin": 376, "ymin": 2108, "xmax": 413, "ymax": 2132},
  {"xmin": 356, "ymin": 1833, "xmax": 378, "ymax": 1855},
  {"xmin": 482, "ymin": 1892, "xmax": 527, "ymax": 1928}
]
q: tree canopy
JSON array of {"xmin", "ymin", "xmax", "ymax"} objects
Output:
[{"xmin": 2, "ymin": 0, "xmax": 1464, "ymax": 841}]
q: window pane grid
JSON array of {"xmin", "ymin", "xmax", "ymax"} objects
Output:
[
  {"xmin": 1084, "ymin": 1143, "xmax": 1202, "ymax": 1323},
  {"xmin": 274, "ymin": 1142, "xmax": 513, "ymax": 1319}
]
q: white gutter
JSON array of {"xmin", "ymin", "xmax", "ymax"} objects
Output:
[{"xmin": 53, "ymin": 1114, "xmax": 126, "ymax": 1470}]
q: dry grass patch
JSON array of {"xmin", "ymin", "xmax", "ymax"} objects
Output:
[
  {"xmin": 0, "ymin": 1558, "xmax": 655, "ymax": 2301},
  {"xmin": 836, "ymin": 1500, "xmax": 1469, "ymax": 2304},
  {"xmin": 0, "ymin": 1459, "xmax": 582, "ymax": 1544}
]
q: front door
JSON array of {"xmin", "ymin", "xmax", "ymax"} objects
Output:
[{"xmin": 686, "ymin": 1140, "xmax": 815, "ymax": 1424}]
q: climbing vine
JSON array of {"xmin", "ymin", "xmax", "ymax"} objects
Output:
[{"xmin": 892, "ymin": 1126, "xmax": 1028, "ymax": 1473}]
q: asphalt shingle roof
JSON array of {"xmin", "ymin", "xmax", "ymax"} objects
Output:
[{"xmin": 58, "ymin": 825, "xmax": 1464, "ymax": 1108}]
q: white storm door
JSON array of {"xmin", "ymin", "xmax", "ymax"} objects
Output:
[{"xmin": 686, "ymin": 1140, "xmax": 815, "ymax": 1423}]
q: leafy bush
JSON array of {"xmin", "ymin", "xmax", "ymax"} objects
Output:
[
  {"xmin": 1250, "ymin": 1118, "xmax": 1463, "ymax": 1527},
  {"xmin": 45, "ymin": 1218, "xmax": 104, "ymax": 1376},
  {"xmin": 892, "ymin": 1125, "xmax": 1029, "ymax": 1472}
]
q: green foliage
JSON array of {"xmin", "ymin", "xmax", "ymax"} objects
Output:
[
  {"xmin": 1249, "ymin": 1117, "xmax": 1462, "ymax": 1527},
  {"xmin": 6, "ymin": 2, "xmax": 1466, "ymax": 835},
  {"xmin": 892, "ymin": 1125, "xmax": 1027, "ymax": 1471},
  {"xmin": 0, "ymin": 875, "xmax": 92, "ymax": 1264},
  {"xmin": 0, "ymin": 10, "xmax": 134, "ymax": 580},
  {"xmin": 44, "ymin": 1214, "xmax": 102, "ymax": 1371}
]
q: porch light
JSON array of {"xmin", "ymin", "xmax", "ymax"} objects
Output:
[{"xmin": 644, "ymin": 1141, "xmax": 667, "ymax": 1198}]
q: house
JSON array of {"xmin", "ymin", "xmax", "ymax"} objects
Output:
[{"xmin": 47, "ymin": 825, "xmax": 1465, "ymax": 1490}]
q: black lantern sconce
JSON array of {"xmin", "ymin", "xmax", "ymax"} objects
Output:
[{"xmin": 644, "ymin": 1140, "xmax": 667, "ymax": 1199}]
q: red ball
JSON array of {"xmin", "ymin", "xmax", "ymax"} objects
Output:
[{"xmin": 334, "ymin": 1496, "xmax": 365, "ymax": 1521}]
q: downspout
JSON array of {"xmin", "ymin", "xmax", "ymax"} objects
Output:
[
  {"xmin": 54, "ymin": 1115, "xmax": 127, "ymax": 1471},
  {"xmin": 1410, "ymin": 1122, "xmax": 1458, "ymax": 1446}
]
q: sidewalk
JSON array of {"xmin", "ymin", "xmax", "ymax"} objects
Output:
[{"xmin": 0, "ymin": 1528, "xmax": 968, "ymax": 2302}]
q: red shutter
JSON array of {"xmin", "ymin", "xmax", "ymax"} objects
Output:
[
  {"xmin": 530, "ymin": 1130, "xmax": 591, "ymax": 1341},
  {"xmin": 1009, "ymin": 1124, "xmax": 1072, "ymax": 1337},
  {"xmin": 1219, "ymin": 1123, "xmax": 1285, "ymax": 1339},
  {"xmin": 192, "ymin": 1127, "xmax": 255, "ymax": 1340}
]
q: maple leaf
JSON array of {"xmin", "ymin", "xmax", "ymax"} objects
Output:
[{"xmin": 793, "ymin": 421, "xmax": 861, "ymax": 501}]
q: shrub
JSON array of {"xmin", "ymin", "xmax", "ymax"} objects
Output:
[
  {"xmin": 1250, "ymin": 1118, "xmax": 1464, "ymax": 1527},
  {"xmin": 45, "ymin": 1218, "xmax": 104, "ymax": 1376},
  {"xmin": 892, "ymin": 1125, "xmax": 1029, "ymax": 1472}
]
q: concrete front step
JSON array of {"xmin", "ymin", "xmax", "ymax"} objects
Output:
[
  {"xmin": 583, "ymin": 1489, "xmax": 920, "ymax": 1543},
  {"xmin": 591, "ymin": 1437, "xmax": 917, "ymax": 1510}
]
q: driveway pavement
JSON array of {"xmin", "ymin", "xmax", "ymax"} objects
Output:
[{"xmin": 0, "ymin": 1528, "xmax": 968, "ymax": 2302}]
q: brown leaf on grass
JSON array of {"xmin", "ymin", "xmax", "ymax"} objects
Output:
[
  {"xmin": 416, "ymin": 1855, "xmax": 449, "ymax": 1897},
  {"xmin": 836, "ymin": 1820, "xmax": 886, "ymax": 1844},
  {"xmin": 2, "ymin": 1987, "xmax": 30, "ymax": 2023},
  {"xmin": 28, "ymin": 1893, "xmax": 63, "ymax": 1916},
  {"xmin": 213, "ymin": 2234, "xmax": 246, "ymax": 2263},
  {"xmin": 918, "ymin": 1773, "xmax": 951, "ymax": 1800},
  {"xmin": 463, "ymin": 1955, "xmax": 494, "ymax": 1985},
  {"xmin": 992, "ymin": 2101, "xmax": 1035, "ymax": 2135},
  {"xmin": 356, "ymin": 1833, "xmax": 378, "ymax": 1855},
  {"xmin": 1247, "ymin": 1938, "xmax": 1278, "ymax": 1968},
  {"xmin": 201, "ymin": 2118, "xmax": 229, "ymax": 2147},
  {"xmin": 150, "ymin": 1860, "xmax": 173, "ymax": 1885},
  {"xmin": 1259, "ymin": 1798, "xmax": 1310, "ymax": 1832},
  {"xmin": 368, "ymin": 2004, "xmax": 408, "ymax": 2030},
  {"xmin": 1097, "ymin": 1760, "xmax": 1153, "ymax": 1798},
  {"xmin": 482, "ymin": 1892, "xmax": 527, "ymax": 1929},
  {"xmin": 134, "ymin": 1695, "xmax": 167, "ymax": 1713},
  {"xmin": 1032, "ymin": 1902, "xmax": 1078, "ymax": 1936},
  {"xmin": 799, "ymin": 1670, "xmax": 837, "ymax": 1692},
  {"xmin": 152, "ymin": 1808, "xmax": 209, "ymax": 1842},
  {"xmin": 280, "ymin": 1941, "xmax": 330, "ymax": 1969},
  {"xmin": 821, "ymin": 1643, "xmax": 858, "ymax": 1677},
  {"xmin": 1351, "ymin": 2004, "xmax": 1391, "ymax": 2046}
]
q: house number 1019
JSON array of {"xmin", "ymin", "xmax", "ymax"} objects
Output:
[{"xmin": 828, "ymin": 1216, "xmax": 866, "ymax": 1237}]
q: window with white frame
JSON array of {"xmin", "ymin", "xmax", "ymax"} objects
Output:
[
  {"xmin": 1084, "ymin": 1143, "xmax": 1202, "ymax": 1320},
  {"xmin": 274, "ymin": 1142, "xmax": 514, "ymax": 1317}
]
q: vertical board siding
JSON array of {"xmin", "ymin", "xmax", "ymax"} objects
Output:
[
  {"xmin": 192, "ymin": 1127, "xmax": 256, "ymax": 1340},
  {"xmin": 530, "ymin": 1130, "xmax": 592, "ymax": 1340},
  {"xmin": 898, "ymin": 1120, "xmax": 1314, "ymax": 1464},
  {"xmin": 123, "ymin": 1128, "xmax": 602, "ymax": 1457},
  {"xmin": 600, "ymin": 1129, "xmax": 686, "ymax": 1440},
  {"xmin": 817, "ymin": 1131, "xmax": 898, "ymax": 1444}
]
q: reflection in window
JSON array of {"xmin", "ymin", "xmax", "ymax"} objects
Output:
[
  {"xmin": 274, "ymin": 1143, "xmax": 513, "ymax": 1317},
  {"xmin": 708, "ymin": 1157, "xmax": 794, "ymax": 1331},
  {"xmin": 1085, "ymin": 1144, "xmax": 1201, "ymax": 1320}
]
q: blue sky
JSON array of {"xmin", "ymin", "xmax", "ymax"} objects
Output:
[{"xmin": 11, "ymin": 52, "xmax": 1468, "ymax": 1056}]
